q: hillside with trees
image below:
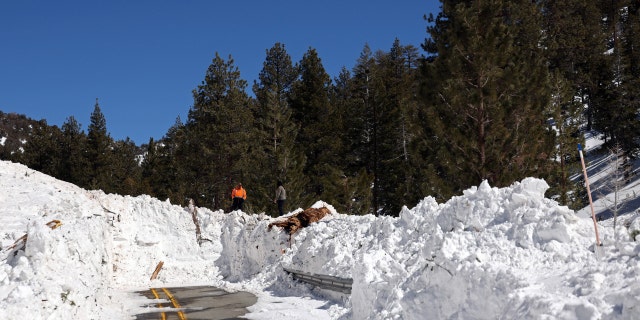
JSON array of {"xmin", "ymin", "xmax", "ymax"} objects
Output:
[{"xmin": 1, "ymin": 0, "xmax": 639, "ymax": 216}]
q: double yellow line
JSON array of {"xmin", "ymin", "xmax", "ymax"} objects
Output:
[{"xmin": 150, "ymin": 288, "xmax": 186, "ymax": 320}]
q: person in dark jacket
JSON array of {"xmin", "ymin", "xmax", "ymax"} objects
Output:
[{"xmin": 273, "ymin": 181, "xmax": 286, "ymax": 216}]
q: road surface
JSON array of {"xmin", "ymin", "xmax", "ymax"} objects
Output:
[{"xmin": 134, "ymin": 286, "xmax": 257, "ymax": 320}]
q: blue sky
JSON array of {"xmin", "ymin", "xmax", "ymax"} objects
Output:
[{"xmin": 1, "ymin": 1, "xmax": 440, "ymax": 144}]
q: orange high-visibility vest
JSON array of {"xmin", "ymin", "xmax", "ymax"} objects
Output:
[{"xmin": 231, "ymin": 187, "xmax": 246, "ymax": 199}]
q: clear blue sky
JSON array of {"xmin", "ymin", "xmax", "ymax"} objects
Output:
[{"xmin": 0, "ymin": 1, "xmax": 440, "ymax": 145}]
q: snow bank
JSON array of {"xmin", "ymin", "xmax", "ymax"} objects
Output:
[
  {"xmin": 220, "ymin": 178, "xmax": 640, "ymax": 319},
  {"xmin": 2, "ymin": 160, "xmax": 640, "ymax": 320},
  {"xmin": 0, "ymin": 161, "xmax": 222, "ymax": 319}
]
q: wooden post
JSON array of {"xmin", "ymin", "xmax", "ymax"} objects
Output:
[
  {"xmin": 150, "ymin": 261, "xmax": 164, "ymax": 280},
  {"xmin": 578, "ymin": 144, "xmax": 601, "ymax": 246}
]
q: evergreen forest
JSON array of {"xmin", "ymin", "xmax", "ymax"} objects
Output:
[{"xmin": 2, "ymin": 0, "xmax": 639, "ymax": 217}]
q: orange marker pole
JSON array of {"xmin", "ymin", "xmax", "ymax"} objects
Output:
[{"xmin": 578, "ymin": 143, "xmax": 601, "ymax": 246}]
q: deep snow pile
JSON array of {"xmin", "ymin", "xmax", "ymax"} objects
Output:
[
  {"xmin": 220, "ymin": 178, "xmax": 640, "ymax": 319},
  {"xmin": 0, "ymin": 161, "xmax": 225, "ymax": 319},
  {"xmin": 2, "ymin": 159, "xmax": 640, "ymax": 319}
]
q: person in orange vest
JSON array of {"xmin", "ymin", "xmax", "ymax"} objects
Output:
[{"xmin": 231, "ymin": 183, "xmax": 247, "ymax": 211}]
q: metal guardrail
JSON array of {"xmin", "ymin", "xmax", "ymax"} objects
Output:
[{"xmin": 283, "ymin": 268, "xmax": 353, "ymax": 294}]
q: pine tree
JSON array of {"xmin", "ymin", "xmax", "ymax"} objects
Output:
[
  {"xmin": 23, "ymin": 119, "xmax": 63, "ymax": 177},
  {"xmin": 86, "ymin": 98, "xmax": 114, "ymax": 191},
  {"xmin": 375, "ymin": 39, "xmax": 421, "ymax": 216},
  {"xmin": 180, "ymin": 53, "xmax": 253, "ymax": 210},
  {"xmin": 140, "ymin": 137, "xmax": 160, "ymax": 197},
  {"xmin": 614, "ymin": 2, "xmax": 640, "ymax": 155},
  {"xmin": 545, "ymin": 72, "xmax": 585, "ymax": 208},
  {"xmin": 347, "ymin": 39, "xmax": 423, "ymax": 216},
  {"xmin": 420, "ymin": 0, "xmax": 556, "ymax": 198},
  {"xmin": 539, "ymin": 0, "xmax": 603, "ymax": 207},
  {"xmin": 592, "ymin": 0, "xmax": 640, "ymax": 154},
  {"xmin": 60, "ymin": 116, "xmax": 89, "ymax": 187},
  {"xmin": 348, "ymin": 45, "xmax": 380, "ymax": 214},
  {"xmin": 540, "ymin": 0, "xmax": 607, "ymax": 131},
  {"xmin": 331, "ymin": 67, "xmax": 373, "ymax": 215},
  {"xmin": 110, "ymin": 137, "xmax": 141, "ymax": 195},
  {"xmin": 289, "ymin": 48, "xmax": 342, "ymax": 207},
  {"xmin": 250, "ymin": 43, "xmax": 308, "ymax": 214},
  {"xmin": 159, "ymin": 116, "xmax": 188, "ymax": 204}
]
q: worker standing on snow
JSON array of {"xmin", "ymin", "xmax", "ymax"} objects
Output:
[
  {"xmin": 273, "ymin": 181, "xmax": 286, "ymax": 216},
  {"xmin": 231, "ymin": 183, "xmax": 247, "ymax": 211}
]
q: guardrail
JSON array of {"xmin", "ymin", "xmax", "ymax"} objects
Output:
[{"xmin": 283, "ymin": 268, "xmax": 353, "ymax": 294}]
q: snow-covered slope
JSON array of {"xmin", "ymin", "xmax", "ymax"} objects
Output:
[
  {"xmin": 0, "ymin": 161, "xmax": 224, "ymax": 319},
  {"xmin": 2, "ymin": 159, "xmax": 640, "ymax": 319}
]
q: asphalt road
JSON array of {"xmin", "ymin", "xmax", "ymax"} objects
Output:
[{"xmin": 134, "ymin": 286, "xmax": 257, "ymax": 320}]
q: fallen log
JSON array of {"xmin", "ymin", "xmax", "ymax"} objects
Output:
[{"xmin": 267, "ymin": 206, "xmax": 331, "ymax": 236}]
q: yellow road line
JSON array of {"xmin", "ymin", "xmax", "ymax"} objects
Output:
[
  {"xmin": 161, "ymin": 287, "xmax": 187, "ymax": 320},
  {"xmin": 150, "ymin": 288, "xmax": 166, "ymax": 320}
]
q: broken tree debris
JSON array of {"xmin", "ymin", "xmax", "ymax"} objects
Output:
[
  {"xmin": 267, "ymin": 207, "xmax": 331, "ymax": 236},
  {"xmin": 4, "ymin": 219, "xmax": 62, "ymax": 252},
  {"xmin": 150, "ymin": 261, "xmax": 164, "ymax": 280}
]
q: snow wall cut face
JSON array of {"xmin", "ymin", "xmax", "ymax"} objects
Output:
[{"xmin": 216, "ymin": 178, "xmax": 640, "ymax": 320}]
